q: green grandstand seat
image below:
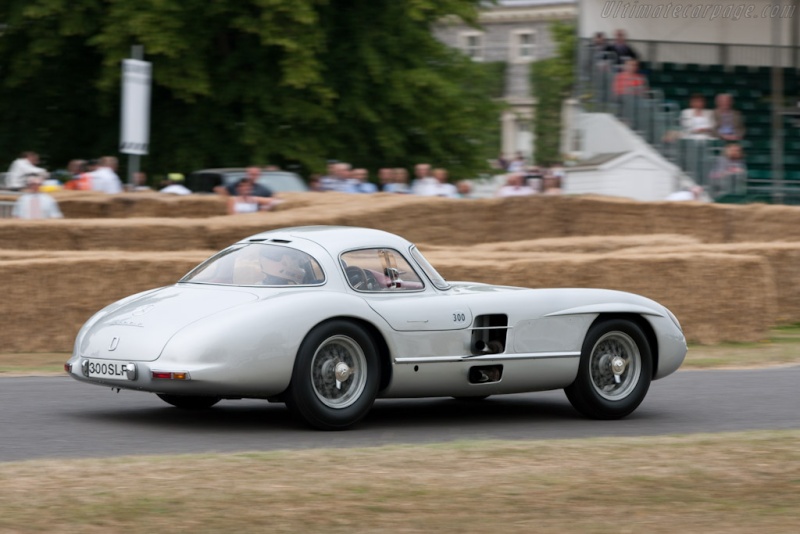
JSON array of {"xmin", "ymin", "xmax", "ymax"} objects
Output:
[
  {"xmin": 748, "ymin": 169, "xmax": 771, "ymax": 180},
  {"xmin": 707, "ymin": 64, "xmax": 725, "ymax": 73},
  {"xmin": 662, "ymin": 62, "xmax": 678, "ymax": 72},
  {"xmin": 749, "ymin": 154, "xmax": 773, "ymax": 165},
  {"xmin": 651, "ymin": 72, "xmax": 674, "ymax": 84},
  {"xmin": 685, "ymin": 63, "xmax": 701, "ymax": 72}
]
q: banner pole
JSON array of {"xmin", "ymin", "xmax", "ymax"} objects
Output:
[{"xmin": 127, "ymin": 45, "xmax": 144, "ymax": 188}]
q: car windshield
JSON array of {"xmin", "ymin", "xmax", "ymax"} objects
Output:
[
  {"xmin": 410, "ymin": 246, "xmax": 450, "ymax": 290},
  {"xmin": 180, "ymin": 244, "xmax": 325, "ymax": 286}
]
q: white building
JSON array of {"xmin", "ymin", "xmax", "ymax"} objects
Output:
[{"xmin": 434, "ymin": 0, "xmax": 577, "ymax": 161}]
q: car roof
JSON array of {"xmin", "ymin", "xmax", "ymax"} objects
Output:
[{"xmin": 238, "ymin": 226, "xmax": 414, "ymax": 256}]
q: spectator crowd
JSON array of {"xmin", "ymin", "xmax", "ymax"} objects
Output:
[
  {"xmin": 4, "ymin": 150, "xmax": 565, "ymax": 219},
  {"xmin": 588, "ymin": 28, "xmax": 750, "ymax": 198}
]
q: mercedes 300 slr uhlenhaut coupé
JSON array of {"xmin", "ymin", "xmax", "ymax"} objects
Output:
[{"xmin": 66, "ymin": 226, "xmax": 687, "ymax": 429}]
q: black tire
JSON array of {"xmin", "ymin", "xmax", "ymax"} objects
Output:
[
  {"xmin": 565, "ymin": 319, "xmax": 652, "ymax": 419},
  {"xmin": 285, "ymin": 320, "xmax": 380, "ymax": 430},
  {"xmin": 157, "ymin": 394, "xmax": 221, "ymax": 410}
]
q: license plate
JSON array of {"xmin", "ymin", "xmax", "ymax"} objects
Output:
[{"xmin": 86, "ymin": 359, "xmax": 130, "ymax": 380}]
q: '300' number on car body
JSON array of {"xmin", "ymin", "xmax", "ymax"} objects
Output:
[{"xmin": 452, "ymin": 312, "xmax": 466, "ymax": 323}]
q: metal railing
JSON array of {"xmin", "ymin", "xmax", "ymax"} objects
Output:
[
  {"xmin": 0, "ymin": 201, "xmax": 15, "ymax": 218},
  {"xmin": 578, "ymin": 46, "xmax": 750, "ymax": 199},
  {"xmin": 597, "ymin": 38, "xmax": 800, "ymax": 69}
]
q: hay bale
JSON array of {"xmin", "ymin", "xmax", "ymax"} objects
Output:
[
  {"xmin": 618, "ymin": 242, "xmax": 800, "ymax": 324},
  {"xmin": 0, "ymin": 246, "xmax": 777, "ymax": 351},
  {"xmin": 433, "ymin": 252, "xmax": 775, "ymax": 344},
  {"xmin": 727, "ymin": 203, "xmax": 800, "ymax": 243},
  {"xmin": 552, "ymin": 196, "xmax": 653, "ymax": 238},
  {"xmin": 0, "ymin": 252, "xmax": 210, "ymax": 352}
]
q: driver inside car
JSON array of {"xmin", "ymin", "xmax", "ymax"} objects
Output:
[{"xmin": 258, "ymin": 247, "xmax": 307, "ymax": 285}]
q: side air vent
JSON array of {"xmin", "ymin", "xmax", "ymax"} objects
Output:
[{"xmin": 470, "ymin": 314, "xmax": 509, "ymax": 355}]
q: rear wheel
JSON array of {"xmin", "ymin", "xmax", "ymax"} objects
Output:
[
  {"xmin": 565, "ymin": 319, "xmax": 652, "ymax": 419},
  {"xmin": 285, "ymin": 320, "xmax": 380, "ymax": 430},
  {"xmin": 157, "ymin": 394, "xmax": 221, "ymax": 410}
]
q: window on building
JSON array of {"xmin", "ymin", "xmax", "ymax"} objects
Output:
[
  {"xmin": 460, "ymin": 32, "xmax": 484, "ymax": 61},
  {"xmin": 512, "ymin": 31, "xmax": 536, "ymax": 62}
]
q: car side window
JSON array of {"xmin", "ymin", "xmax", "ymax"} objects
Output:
[{"xmin": 340, "ymin": 249, "xmax": 424, "ymax": 292}]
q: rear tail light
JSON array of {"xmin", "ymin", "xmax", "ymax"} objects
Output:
[
  {"xmin": 151, "ymin": 371, "xmax": 190, "ymax": 380},
  {"xmin": 64, "ymin": 363, "xmax": 72, "ymax": 373}
]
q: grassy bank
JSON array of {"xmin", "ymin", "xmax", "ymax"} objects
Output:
[{"xmin": 1, "ymin": 431, "xmax": 797, "ymax": 532}]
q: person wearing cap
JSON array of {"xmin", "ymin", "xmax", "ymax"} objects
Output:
[
  {"xmin": 12, "ymin": 175, "xmax": 63, "ymax": 219},
  {"xmin": 159, "ymin": 173, "xmax": 192, "ymax": 195}
]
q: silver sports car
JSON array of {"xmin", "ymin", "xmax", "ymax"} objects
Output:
[{"xmin": 66, "ymin": 226, "xmax": 687, "ymax": 429}]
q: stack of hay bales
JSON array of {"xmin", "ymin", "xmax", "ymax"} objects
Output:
[{"xmin": 3, "ymin": 192, "xmax": 799, "ymax": 352}]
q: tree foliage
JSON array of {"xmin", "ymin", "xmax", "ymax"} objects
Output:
[
  {"xmin": 0, "ymin": 0, "xmax": 501, "ymax": 178},
  {"xmin": 530, "ymin": 21, "xmax": 576, "ymax": 166}
]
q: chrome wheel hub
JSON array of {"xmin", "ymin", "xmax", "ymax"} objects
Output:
[
  {"xmin": 310, "ymin": 335, "xmax": 367, "ymax": 409},
  {"xmin": 334, "ymin": 362, "xmax": 352, "ymax": 382}
]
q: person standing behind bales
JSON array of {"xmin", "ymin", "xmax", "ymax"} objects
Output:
[
  {"xmin": 12, "ymin": 175, "xmax": 63, "ymax": 219},
  {"xmin": 433, "ymin": 168, "xmax": 458, "ymax": 198},
  {"xmin": 90, "ymin": 156, "xmax": 123, "ymax": 194},
  {"xmin": 159, "ymin": 173, "xmax": 192, "ymax": 195},
  {"xmin": 6, "ymin": 151, "xmax": 48, "ymax": 191},
  {"xmin": 227, "ymin": 179, "xmax": 278, "ymax": 214}
]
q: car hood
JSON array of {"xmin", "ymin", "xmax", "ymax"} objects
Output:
[{"xmin": 78, "ymin": 285, "xmax": 258, "ymax": 361}]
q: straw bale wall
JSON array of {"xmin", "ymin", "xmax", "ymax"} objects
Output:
[
  {"xmin": 429, "ymin": 252, "xmax": 775, "ymax": 345},
  {"xmin": 0, "ymin": 248, "xmax": 775, "ymax": 352},
  {"xmin": 6, "ymin": 194, "xmax": 800, "ymax": 249},
  {"xmin": 0, "ymin": 253, "xmax": 209, "ymax": 352},
  {"xmin": 616, "ymin": 242, "xmax": 800, "ymax": 324},
  {"xmin": 4, "ymin": 194, "xmax": 800, "ymax": 350}
]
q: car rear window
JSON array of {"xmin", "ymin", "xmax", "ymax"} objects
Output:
[{"xmin": 181, "ymin": 244, "xmax": 325, "ymax": 287}]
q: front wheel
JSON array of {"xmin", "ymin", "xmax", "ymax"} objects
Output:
[
  {"xmin": 157, "ymin": 394, "xmax": 221, "ymax": 410},
  {"xmin": 565, "ymin": 319, "xmax": 652, "ymax": 419},
  {"xmin": 285, "ymin": 320, "xmax": 380, "ymax": 430}
]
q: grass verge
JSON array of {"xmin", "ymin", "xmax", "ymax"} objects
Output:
[
  {"xmin": 5, "ymin": 325, "xmax": 800, "ymax": 376},
  {"xmin": 1, "ymin": 431, "xmax": 798, "ymax": 532}
]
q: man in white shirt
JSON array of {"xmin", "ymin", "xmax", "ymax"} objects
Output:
[
  {"xmin": 433, "ymin": 168, "xmax": 458, "ymax": 198},
  {"xmin": 12, "ymin": 176, "xmax": 63, "ymax": 219},
  {"xmin": 6, "ymin": 152, "xmax": 48, "ymax": 191},
  {"xmin": 90, "ymin": 156, "xmax": 123, "ymax": 194},
  {"xmin": 411, "ymin": 163, "xmax": 440, "ymax": 196}
]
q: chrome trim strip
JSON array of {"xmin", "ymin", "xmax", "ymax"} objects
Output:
[{"xmin": 394, "ymin": 351, "xmax": 580, "ymax": 364}]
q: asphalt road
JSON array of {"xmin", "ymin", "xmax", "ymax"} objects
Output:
[{"xmin": 2, "ymin": 366, "xmax": 799, "ymax": 462}]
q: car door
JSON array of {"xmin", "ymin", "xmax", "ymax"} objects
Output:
[{"xmin": 339, "ymin": 248, "xmax": 472, "ymax": 332}]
